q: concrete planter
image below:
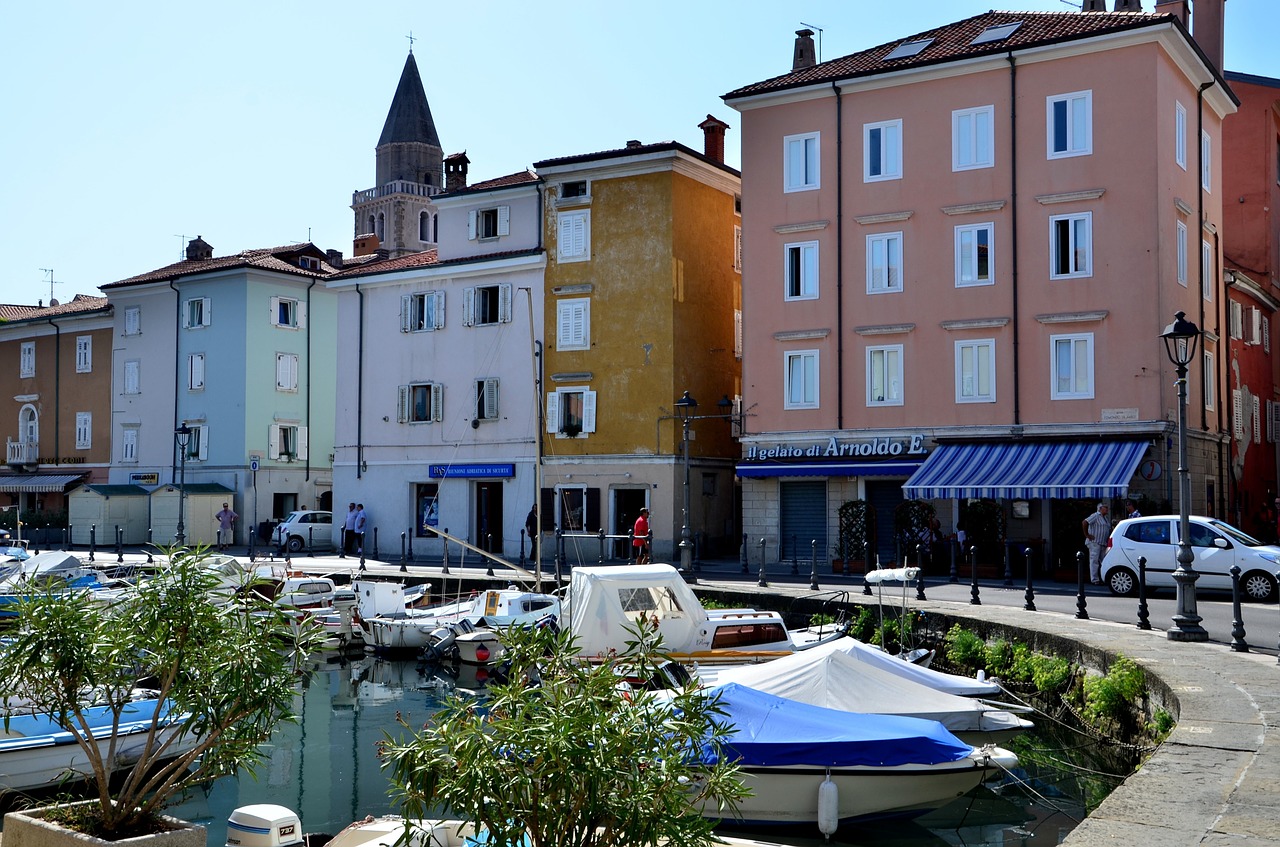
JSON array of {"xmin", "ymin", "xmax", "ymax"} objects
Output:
[{"xmin": 3, "ymin": 804, "xmax": 206, "ymax": 847}]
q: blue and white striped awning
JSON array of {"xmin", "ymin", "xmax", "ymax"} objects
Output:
[{"xmin": 901, "ymin": 440, "xmax": 1149, "ymax": 500}]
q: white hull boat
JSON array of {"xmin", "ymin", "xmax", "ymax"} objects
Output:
[{"xmin": 355, "ymin": 581, "xmax": 559, "ymax": 653}]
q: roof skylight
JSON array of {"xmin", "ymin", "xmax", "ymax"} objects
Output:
[
  {"xmin": 970, "ymin": 22, "xmax": 1022, "ymax": 46},
  {"xmin": 883, "ymin": 38, "xmax": 934, "ymax": 61}
]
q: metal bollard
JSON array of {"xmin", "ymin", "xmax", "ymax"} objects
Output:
[
  {"xmin": 441, "ymin": 529, "xmax": 450, "ymax": 574},
  {"xmin": 915, "ymin": 543, "xmax": 927, "ymax": 601},
  {"xmin": 790, "ymin": 534, "xmax": 799, "ymax": 576},
  {"xmin": 949, "ymin": 539, "xmax": 958, "ymax": 583},
  {"xmin": 741, "ymin": 532, "xmax": 749, "ymax": 574},
  {"xmin": 1136, "ymin": 556, "xmax": 1151, "ymax": 630},
  {"xmin": 308, "ymin": 526, "xmax": 315, "ymax": 557},
  {"xmin": 372, "ymin": 527, "xmax": 379, "ymax": 559},
  {"xmin": 598, "ymin": 527, "xmax": 606, "ymax": 565},
  {"xmin": 486, "ymin": 534, "xmax": 495, "ymax": 577},
  {"xmin": 407, "ymin": 530, "xmax": 415, "ymax": 563},
  {"xmin": 67, "ymin": 525, "xmax": 73, "ymax": 551},
  {"xmin": 1002, "ymin": 543, "xmax": 1013, "ymax": 587},
  {"xmin": 757, "ymin": 537, "xmax": 768, "ymax": 587},
  {"xmin": 116, "ymin": 525, "xmax": 124, "ymax": 563},
  {"xmin": 862, "ymin": 540, "xmax": 873, "ymax": 596},
  {"xmin": 809, "ymin": 539, "xmax": 819, "ymax": 591},
  {"xmin": 520, "ymin": 528, "xmax": 527, "ymax": 567},
  {"xmin": 1075, "ymin": 549, "xmax": 1089, "ymax": 620},
  {"xmin": 399, "ymin": 532, "xmax": 407, "ymax": 571},
  {"xmin": 89, "ymin": 525, "xmax": 96, "ymax": 561},
  {"xmin": 969, "ymin": 545, "xmax": 980, "ymax": 605},
  {"xmin": 1023, "ymin": 546, "xmax": 1036, "ymax": 611},
  {"xmin": 555, "ymin": 527, "xmax": 564, "ymax": 586},
  {"xmin": 1229, "ymin": 564, "xmax": 1248, "ymax": 652}
]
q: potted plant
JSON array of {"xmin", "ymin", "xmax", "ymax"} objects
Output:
[
  {"xmin": 0, "ymin": 547, "xmax": 324, "ymax": 845},
  {"xmin": 834, "ymin": 500, "xmax": 871, "ymax": 573}
]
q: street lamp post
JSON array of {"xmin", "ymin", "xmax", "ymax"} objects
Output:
[
  {"xmin": 1161, "ymin": 311, "xmax": 1208, "ymax": 642},
  {"xmin": 674, "ymin": 391, "xmax": 697, "ymax": 575},
  {"xmin": 174, "ymin": 424, "xmax": 191, "ymax": 547}
]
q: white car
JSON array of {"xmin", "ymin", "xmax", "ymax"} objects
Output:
[
  {"xmin": 271, "ymin": 510, "xmax": 336, "ymax": 553},
  {"xmin": 1102, "ymin": 514, "xmax": 1279, "ymax": 602}
]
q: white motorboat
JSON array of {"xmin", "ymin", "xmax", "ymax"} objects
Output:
[
  {"xmin": 354, "ymin": 581, "xmax": 559, "ymax": 653},
  {"xmin": 701, "ymin": 639, "xmax": 1033, "ymax": 746},
  {"xmin": 0, "ymin": 550, "xmax": 125, "ymax": 615},
  {"xmin": 699, "ymin": 684, "xmax": 1017, "ymax": 832}
]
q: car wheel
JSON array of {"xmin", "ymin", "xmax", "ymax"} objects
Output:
[
  {"xmin": 1107, "ymin": 567, "xmax": 1138, "ymax": 597},
  {"xmin": 287, "ymin": 536, "xmax": 305, "ymax": 553},
  {"xmin": 1241, "ymin": 570, "xmax": 1276, "ymax": 603}
]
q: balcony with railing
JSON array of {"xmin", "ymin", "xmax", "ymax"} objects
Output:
[
  {"xmin": 352, "ymin": 180, "xmax": 445, "ymax": 205},
  {"xmin": 6, "ymin": 439, "xmax": 37, "ymax": 465}
]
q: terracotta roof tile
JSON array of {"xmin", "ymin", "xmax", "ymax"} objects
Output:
[
  {"xmin": 0, "ymin": 294, "xmax": 110, "ymax": 324},
  {"xmin": 438, "ymin": 170, "xmax": 540, "ymax": 198},
  {"xmin": 533, "ymin": 140, "xmax": 739, "ymax": 177},
  {"xmin": 331, "ymin": 249, "xmax": 439, "ymax": 279},
  {"xmin": 102, "ymin": 243, "xmax": 335, "ymax": 289},
  {"xmin": 725, "ymin": 11, "xmax": 1173, "ymax": 100}
]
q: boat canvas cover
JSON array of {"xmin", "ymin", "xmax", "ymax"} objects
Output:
[
  {"xmin": 704, "ymin": 683, "xmax": 972, "ymax": 768},
  {"xmin": 709, "ymin": 641, "xmax": 1026, "ymax": 735},
  {"xmin": 830, "ymin": 636, "xmax": 1000, "ymax": 697},
  {"xmin": 568, "ymin": 564, "xmax": 710, "ymax": 656}
]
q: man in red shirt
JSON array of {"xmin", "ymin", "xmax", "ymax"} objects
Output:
[{"xmin": 632, "ymin": 507, "xmax": 651, "ymax": 564}]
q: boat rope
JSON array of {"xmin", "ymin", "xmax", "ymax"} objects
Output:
[{"xmin": 986, "ymin": 753, "xmax": 1084, "ymax": 825}]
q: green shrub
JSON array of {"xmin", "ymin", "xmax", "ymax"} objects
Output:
[
  {"xmin": 1028, "ymin": 653, "xmax": 1072, "ymax": 693},
  {"xmin": 1149, "ymin": 709, "xmax": 1175, "ymax": 739},
  {"xmin": 1082, "ymin": 655, "xmax": 1145, "ymax": 726},
  {"xmin": 983, "ymin": 638, "xmax": 1015, "ymax": 677},
  {"xmin": 944, "ymin": 624, "xmax": 985, "ymax": 668},
  {"xmin": 809, "ymin": 612, "xmax": 835, "ymax": 627}
]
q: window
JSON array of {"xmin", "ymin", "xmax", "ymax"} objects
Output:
[
  {"xmin": 547, "ymin": 388, "xmax": 597, "ymax": 437},
  {"xmin": 19, "ymin": 342, "xmax": 34, "ymax": 378},
  {"xmin": 269, "ymin": 423, "xmax": 307, "ymax": 461},
  {"xmin": 188, "ymin": 353, "xmax": 206, "ymax": 391},
  {"xmin": 955, "ymin": 340, "xmax": 995, "ymax": 403},
  {"xmin": 1204, "ymin": 351, "xmax": 1215, "ymax": 411},
  {"xmin": 785, "ymin": 241, "xmax": 818, "ymax": 299},
  {"xmin": 557, "ymin": 299, "xmax": 590, "ymax": 351},
  {"xmin": 1049, "ymin": 212, "xmax": 1092, "ymax": 278},
  {"xmin": 557, "ymin": 210, "xmax": 589, "ymax": 262},
  {"xmin": 75, "ymin": 336, "xmax": 92, "ymax": 373},
  {"xmin": 1233, "ymin": 389, "xmax": 1245, "ymax": 439},
  {"xmin": 955, "ymin": 223, "xmax": 993, "ymax": 287},
  {"xmin": 398, "ymin": 382, "xmax": 443, "ymax": 423},
  {"xmin": 1202, "ymin": 240, "xmax": 1213, "ymax": 302},
  {"xmin": 1229, "ymin": 301, "xmax": 1243, "ymax": 339},
  {"xmin": 561, "ymin": 180, "xmax": 588, "ymax": 199},
  {"xmin": 401, "ymin": 291, "xmax": 445, "ymax": 332},
  {"xmin": 1254, "ymin": 395, "xmax": 1262, "ymax": 444},
  {"xmin": 1200, "ymin": 130, "xmax": 1211, "ymax": 191},
  {"xmin": 784, "ymin": 350, "xmax": 819, "ymax": 410},
  {"xmin": 867, "ymin": 345, "xmax": 903, "ymax": 406},
  {"xmin": 120, "ymin": 428, "xmax": 138, "ymax": 463},
  {"xmin": 463, "ymin": 283, "xmax": 513, "ymax": 326},
  {"xmin": 1176, "ymin": 221, "xmax": 1188, "ymax": 286},
  {"xmin": 1047, "ymin": 91, "xmax": 1091, "ymax": 158},
  {"xmin": 953, "ymin": 106, "xmax": 994, "ymax": 170},
  {"xmin": 419, "ymin": 211, "xmax": 431, "ymax": 242},
  {"xmin": 867, "ymin": 232, "xmax": 903, "ymax": 293},
  {"xmin": 1175, "ymin": 101, "xmax": 1187, "ymax": 169},
  {"xmin": 469, "ymin": 205, "xmax": 510, "ymax": 240},
  {"xmin": 475, "ymin": 377, "xmax": 499, "ymax": 421},
  {"xmin": 971, "ymin": 21, "xmax": 1021, "ymax": 45},
  {"xmin": 864, "ymin": 119, "xmax": 902, "ymax": 181},
  {"xmin": 271, "ymin": 296, "xmax": 304, "ymax": 328},
  {"xmin": 733, "ymin": 225, "xmax": 742, "ymax": 272},
  {"xmin": 784, "ymin": 132, "xmax": 819, "ymax": 192},
  {"xmin": 734, "ymin": 309, "xmax": 743, "ymax": 360},
  {"xmin": 276, "ymin": 352, "xmax": 299, "ymax": 392},
  {"xmin": 184, "ymin": 424, "xmax": 208, "ymax": 461},
  {"xmin": 1051, "ymin": 333, "xmax": 1094, "ymax": 399},
  {"xmin": 75, "ymin": 412, "xmax": 91, "ymax": 450},
  {"xmin": 123, "ymin": 360, "xmax": 140, "ymax": 394},
  {"xmin": 183, "ymin": 297, "xmax": 210, "ymax": 328},
  {"xmin": 124, "ymin": 306, "xmax": 141, "ymax": 336}
]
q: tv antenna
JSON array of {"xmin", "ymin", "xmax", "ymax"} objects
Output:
[
  {"xmin": 39, "ymin": 268, "xmax": 64, "ymax": 305},
  {"xmin": 800, "ymin": 21, "xmax": 824, "ymax": 63}
]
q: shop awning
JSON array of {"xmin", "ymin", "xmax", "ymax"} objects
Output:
[
  {"xmin": 0, "ymin": 473, "xmax": 85, "ymax": 493},
  {"xmin": 901, "ymin": 440, "xmax": 1148, "ymax": 500},
  {"xmin": 737, "ymin": 459, "xmax": 923, "ymax": 478}
]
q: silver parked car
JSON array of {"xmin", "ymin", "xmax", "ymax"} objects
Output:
[
  {"xmin": 271, "ymin": 510, "xmax": 336, "ymax": 553},
  {"xmin": 1102, "ymin": 514, "xmax": 1279, "ymax": 602}
]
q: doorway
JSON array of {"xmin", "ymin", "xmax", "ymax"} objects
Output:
[
  {"xmin": 475, "ymin": 481, "xmax": 503, "ymax": 553},
  {"xmin": 272, "ymin": 492, "xmax": 298, "ymax": 520},
  {"xmin": 866, "ymin": 479, "xmax": 904, "ymax": 565},
  {"xmin": 613, "ymin": 488, "xmax": 648, "ymax": 559}
]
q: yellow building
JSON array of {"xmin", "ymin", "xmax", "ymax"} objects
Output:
[{"xmin": 533, "ymin": 120, "xmax": 742, "ymax": 565}]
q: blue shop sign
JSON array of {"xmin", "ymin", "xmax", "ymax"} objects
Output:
[{"xmin": 429, "ymin": 463, "xmax": 515, "ymax": 479}]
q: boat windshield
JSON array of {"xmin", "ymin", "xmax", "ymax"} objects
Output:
[{"xmin": 617, "ymin": 586, "xmax": 685, "ymax": 616}]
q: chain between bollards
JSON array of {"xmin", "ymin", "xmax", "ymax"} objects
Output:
[{"xmin": 1136, "ymin": 556, "xmax": 1151, "ymax": 630}]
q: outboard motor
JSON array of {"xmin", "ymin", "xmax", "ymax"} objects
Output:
[{"xmin": 227, "ymin": 805, "xmax": 303, "ymax": 847}]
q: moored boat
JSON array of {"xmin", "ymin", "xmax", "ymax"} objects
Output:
[{"xmin": 355, "ymin": 581, "xmax": 559, "ymax": 654}]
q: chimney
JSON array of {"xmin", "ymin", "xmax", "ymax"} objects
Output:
[
  {"xmin": 626, "ymin": 140, "xmax": 643, "ymax": 148},
  {"xmin": 375, "ymin": 248, "xmax": 391, "ymax": 261},
  {"xmin": 444, "ymin": 152, "xmax": 470, "ymax": 192},
  {"xmin": 697, "ymin": 115, "xmax": 730, "ymax": 163},
  {"xmin": 1193, "ymin": 0, "xmax": 1225, "ymax": 73},
  {"xmin": 185, "ymin": 236, "xmax": 213, "ymax": 261},
  {"xmin": 1082, "ymin": 0, "xmax": 1106, "ymax": 11},
  {"xmin": 1154, "ymin": 0, "xmax": 1188, "ymax": 26},
  {"xmin": 792, "ymin": 29, "xmax": 816, "ymax": 71},
  {"xmin": 325, "ymin": 249, "xmax": 344, "ymax": 269},
  {"xmin": 1113, "ymin": 0, "xmax": 1142, "ymax": 10}
]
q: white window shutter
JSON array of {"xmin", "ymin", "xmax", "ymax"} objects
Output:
[
  {"xmin": 202, "ymin": 298, "xmax": 211, "ymax": 326},
  {"xmin": 432, "ymin": 291, "xmax": 446, "ymax": 329},
  {"xmin": 268, "ymin": 424, "xmax": 281, "ymax": 459},
  {"xmin": 270, "ymin": 296, "xmax": 281, "ymax": 325},
  {"xmin": 400, "ymin": 295, "xmax": 412, "ymax": 332},
  {"xmin": 125, "ymin": 308, "xmax": 140, "ymax": 335},
  {"xmin": 1230, "ymin": 301, "xmax": 1243, "ymax": 339},
  {"xmin": 546, "ymin": 392, "xmax": 560, "ymax": 433},
  {"xmin": 124, "ymin": 361, "xmax": 139, "ymax": 394},
  {"xmin": 734, "ymin": 309, "xmax": 743, "ymax": 359},
  {"xmin": 1254, "ymin": 396, "xmax": 1262, "ymax": 444},
  {"xmin": 583, "ymin": 390, "xmax": 597, "ymax": 433},
  {"xmin": 468, "ymin": 210, "xmax": 478, "ymax": 241},
  {"xmin": 297, "ymin": 426, "xmax": 309, "ymax": 460},
  {"xmin": 499, "ymin": 284, "xmax": 513, "ymax": 323},
  {"xmin": 430, "ymin": 383, "xmax": 443, "ymax": 422},
  {"xmin": 296, "ymin": 301, "xmax": 307, "ymax": 329},
  {"xmin": 181, "ymin": 303, "xmax": 191, "ymax": 329},
  {"xmin": 397, "ymin": 385, "xmax": 410, "ymax": 422},
  {"xmin": 483, "ymin": 378, "xmax": 499, "ymax": 418},
  {"xmin": 1271, "ymin": 400, "xmax": 1280, "ymax": 443},
  {"xmin": 197, "ymin": 427, "xmax": 208, "ymax": 460},
  {"xmin": 734, "ymin": 225, "xmax": 743, "ymax": 272},
  {"xmin": 1233, "ymin": 390, "xmax": 1244, "ymax": 439},
  {"xmin": 497, "ymin": 205, "xmax": 510, "ymax": 236},
  {"xmin": 462, "ymin": 288, "xmax": 475, "ymax": 326}
]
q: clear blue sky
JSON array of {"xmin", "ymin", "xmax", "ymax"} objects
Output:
[{"xmin": 2, "ymin": 0, "xmax": 1274, "ymax": 306}]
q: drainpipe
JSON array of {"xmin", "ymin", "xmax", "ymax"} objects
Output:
[
  {"xmin": 1007, "ymin": 53, "xmax": 1022, "ymax": 426},
  {"xmin": 305, "ymin": 278, "xmax": 315, "ymax": 483},
  {"xmin": 169, "ymin": 279, "xmax": 182, "ymax": 483},
  {"xmin": 356, "ymin": 282, "xmax": 364, "ymax": 479},
  {"xmin": 45, "ymin": 318, "xmax": 61, "ymax": 461},
  {"xmin": 832, "ymin": 82, "xmax": 845, "ymax": 430},
  {"xmin": 1196, "ymin": 78, "xmax": 1221, "ymax": 516}
]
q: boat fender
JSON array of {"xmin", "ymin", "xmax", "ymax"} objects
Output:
[{"xmin": 817, "ymin": 775, "xmax": 839, "ymax": 838}]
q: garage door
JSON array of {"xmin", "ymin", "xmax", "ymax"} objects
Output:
[{"xmin": 779, "ymin": 480, "xmax": 828, "ymax": 564}]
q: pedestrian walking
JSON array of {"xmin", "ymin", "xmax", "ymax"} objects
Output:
[
  {"xmin": 632, "ymin": 507, "xmax": 651, "ymax": 564},
  {"xmin": 215, "ymin": 502, "xmax": 238, "ymax": 552},
  {"xmin": 1082, "ymin": 503, "xmax": 1111, "ymax": 585},
  {"xmin": 341, "ymin": 502, "xmax": 357, "ymax": 557},
  {"xmin": 525, "ymin": 504, "xmax": 539, "ymax": 562}
]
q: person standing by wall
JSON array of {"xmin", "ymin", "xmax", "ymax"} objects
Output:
[
  {"xmin": 215, "ymin": 502, "xmax": 238, "ymax": 552},
  {"xmin": 632, "ymin": 507, "xmax": 651, "ymax": 564},
  {"xmin": 354, "ymin": 504, "xmax": 368, "ymax": 555},
  {"xmin": 525, "ymin": 504, "xmax": 539, "ymax": 563},
  {"xmin": 1082, "ymin": 503, "xmax": 1111, "ymax": 585},
  {"xmin": 341, "ymin": 502, "xmax": 357, "ymax": 558}
]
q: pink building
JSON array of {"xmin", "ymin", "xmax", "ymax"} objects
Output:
[
  {"xmin": 724, "ymin": 4, "xmax": 1236, "ymax": 571},
  {"xmin": 1222, "ymin": 71, "xmax": 1280, "ymax": 542}
]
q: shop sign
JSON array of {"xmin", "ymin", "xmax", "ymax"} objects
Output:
[
  {"xmin": 429, "ymin": 463, "xmax": 515, "ymax": 479},
  {"xmin": 745, "ymin": 434, "xmax": 928, "ymax": 462},
  {"xmin": 129, "ymin": 472, "xmax": 160, "ymax": 485}
]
